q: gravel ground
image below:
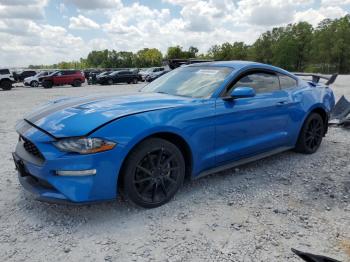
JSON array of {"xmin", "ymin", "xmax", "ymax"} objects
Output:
[{"xmin": 0, "ymin": 79, "xmax": 349, "ymax": 262}]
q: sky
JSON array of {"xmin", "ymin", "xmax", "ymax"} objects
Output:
[{"xmin": 0, "ymin": 0, "xmax": 349, "ymax": 67}]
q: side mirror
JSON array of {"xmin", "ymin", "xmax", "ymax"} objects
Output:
[{"xmin": 224, "ymin": 87, "xmax": 255, "ymax": 100}]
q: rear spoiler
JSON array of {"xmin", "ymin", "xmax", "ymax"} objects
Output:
[
  {"xmin": 294, "ymin": 73, "xmax": 338, "ymax": 85},
  {"xmin": 164, "ymin": 59, "xmax": 214, "ymax": 70}
]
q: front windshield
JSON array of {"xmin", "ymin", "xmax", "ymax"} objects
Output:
[
  {"xmin": 141, "ymin": 68, "xmax": 154, "ymax": 73},
  {"xmin": 110, "ymin": 71, "xmax": 120, "ymax": 76},
  {"xmin": 98, "ymin": 72, "xmax": 109, "ymax": 77},
  {"xmin": 141, "ymin": 66, "xmax": 233, "ymax": 98},
  {"xmin": 48, "ymin": 71, "xmax": 59, "ymax": 76},
  {"xmin": 36, "ymin": 71, "xmax": 48, "ymax": 77}
]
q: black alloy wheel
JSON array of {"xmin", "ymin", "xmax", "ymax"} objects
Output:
[
  {"xmin": 295, "ymin": 113, "xmax": 324, "ymax": 154},
  {"xmin": 122, "ymin": 138, "xmax": 185, "ymax": 208}
]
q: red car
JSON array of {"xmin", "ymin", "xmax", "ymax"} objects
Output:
[{"xmin": 42, "ymin": 70, "xmax": 85, "ymax": 88}]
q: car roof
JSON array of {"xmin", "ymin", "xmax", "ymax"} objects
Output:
[
  {"xmin": 187, "ymin": 60, "xmax": 296, "ymax": 78},
  {"xmin": 187, "ymin": 60, "xmax": 258, "ymax": 68}
]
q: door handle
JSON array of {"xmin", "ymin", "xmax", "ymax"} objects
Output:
[{"xmin": 276, "ymin": 100, "xmax": 289, "ymax": 106}]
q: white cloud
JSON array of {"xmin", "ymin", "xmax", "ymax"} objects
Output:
[
  {"xmin": 0, "ymin": 21, "xmax": 87, "ymax": 66},
  {"xmin": 294, "ymin": 6, "xmax": 347, "ymax": 25},
  {"xmin": 66, "ymin": 0, "xmax": 122, "ymax": 10},
  {"xmin": 179, "ymin": 1, "xmax": 235, "ymax": 32},
  {"xmin": 321, "ymin": 0, "xmax": 350, "ymax": 6},
  {"xmin": 0, "ymin": 0, "xmax": 48, "ymax": 20},
  {"xmin": 0, "ymin": 0, "xmax": 349, "ymax": 67},
  {"xmin": 0, "ymin": 0, "xmax": 47, "ymax": 5},
  {"xmin": 69, "ymin": 15, "xmax": 100, "ymax": 30}
]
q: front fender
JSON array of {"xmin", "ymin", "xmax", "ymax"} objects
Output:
[
  {"xmin": 92, "ymin": 101, "xmax": 216, "ymax": 177},
  {"xmin": 92, "ymin": 114, "xmax": 193, "ymax": 166}
]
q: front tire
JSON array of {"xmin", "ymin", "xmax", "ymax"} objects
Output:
[
  {"xmin": 42, "ymin": 81, "xmax": 53, "ymax": 89},
  {"xmin": 295, "ymin": 113, "xmax": 324, "ymax": 154},
  {"xmin": 108, "ymin": 79, "xmax": 113, "ymax": 85},
  {"xmin": 0, "ymin": 80, "xmax": 12, "ymax": 90},
  {"xmin": 122, "ymin": 138, "xmax": 185, "ymax": 208}
]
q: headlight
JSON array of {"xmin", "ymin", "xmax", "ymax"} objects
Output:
[{"xmin": 54, "ymin": 138, "xmax": 116, "ymax": 154}]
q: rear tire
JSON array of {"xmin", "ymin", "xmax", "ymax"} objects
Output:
[
  {"xmin": 42, "ymin": 81, "xmax": 53, "ymax": 89},
  {"xmin": 0, "ymin": 80, "xmax": 12, "ymax": 90},
  {"xmin": 30, "ymin": 81, "xmax": 39, "ymax": 87},
  {"xmin": 72, "ymin": 80, "xmax": 81, "ymax": 87},
  {"xmin": 122, "ymin": 138, "xmax": 185, "ymax": 208},
  {"xmin": 294, "ymin": 113, "xmax": 324, "ymax": 154}
]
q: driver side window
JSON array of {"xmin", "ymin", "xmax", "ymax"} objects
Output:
[{"xmin": 232, "ymin": 72, "xmax": 280, "ymax": 94}]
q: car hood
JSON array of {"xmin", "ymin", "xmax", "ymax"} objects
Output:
[
  {"xmin": 24, "ymin": 76, "xmax": 34, "ymax": 82},
  {"xmin": 22, "ymin": 92, "xmax": 193, "ymax": 138}
]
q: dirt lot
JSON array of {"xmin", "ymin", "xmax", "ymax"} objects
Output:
[{"xmin": 0, "ymin": 79, "xmax": 349, "ymax": 262}]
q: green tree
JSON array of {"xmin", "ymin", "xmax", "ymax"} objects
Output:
[
  {"xmin": 166, "ymin": 46, "xmax": 184, "ymax": 59},
  {"xmin": 309, "ymin": 16, "xmax": 350, "ymax": 73},
  {"xmin": 208, "ymin": 42, "xmax": 249, "ymax": 60},
  {"xmin": 136, "ymin": 48, "xmax": 163, "ymax": 67},
  {"xmin": 166, "ymin": 46, "xmax": 199, "ymax": 59},
  {"xmin": 188, "ymin": 46, "xmax": 199, "ymax": 58}
]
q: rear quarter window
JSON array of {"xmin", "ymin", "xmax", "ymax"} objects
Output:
[
  {"xmin": 0, "ymin": 69, "xmax": 10, "ymax": 75},
  {"xmin": 279, "ymin": 74, "xmax": 297, "ymax": 89}
]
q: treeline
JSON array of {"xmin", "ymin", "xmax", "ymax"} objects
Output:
[{"xmin": 29, "ymin": 14, "xmax": 350, "ymax": 73}]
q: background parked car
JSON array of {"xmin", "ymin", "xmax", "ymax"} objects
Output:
[
  {"xmin": 139, "ymin": 67, "xmax": 165, "ymax": 81},
  {"xmin": 97, "ymin": 70, "xmax": 141, "ymax": 85},
  {"xmin": 13, "ymin": 70, "xmax": 37, "ymax": 82},
  {"xmin": 145, "ymin": 70, "xmax": 169, "ymax": 82},
  {"xmin": 87, "ymin": 70, "xmax": 104, "ymax": 85},
  {"xmin": 24, "ymin": 71, "xmax": 51, "ymax": 87},
  {"xmin": 0, "ymin": 68, "xmax": 14, "ymax": 90},
  {"xmin": 42, "ymin": 70, "xmax": 85, "ymax": 89}
]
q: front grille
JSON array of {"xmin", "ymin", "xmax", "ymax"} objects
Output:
[{"xmin": 20, "ymin": 136, "xmax": 44, "ymax": 160}]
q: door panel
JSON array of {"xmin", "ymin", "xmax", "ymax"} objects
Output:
[
  {"xmin": 116, "ymin": 73, "xmax": 126, "ymax": 83},
  {"xmin": 54, "ymin": 75, "xmax": 64, "ymax": 85},
  {"xmin": 123, "ymin": 73, "xmax": 132, "ymax": 83},
  {"xmin": 214, "ymin": 90, "xmax": 292, "ymax": 165}
]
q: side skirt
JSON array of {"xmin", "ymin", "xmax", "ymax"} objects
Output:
[{"xmin": 194, "ymin": 146, "xmax": 293, "ymax": 180}]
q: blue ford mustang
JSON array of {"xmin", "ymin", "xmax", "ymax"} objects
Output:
[{"xmin": 13, "ymin": 61, "xmax": 336, "ymax": 208}]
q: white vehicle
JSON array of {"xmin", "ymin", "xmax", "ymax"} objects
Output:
[
  {"xmin": 139, "ymin": 67, "xmax": 165, "ymax": 81},
  {"xmin": 24, "ymin": 71, "xmax": 51, "ymax": 87},
  {"xmin": 0, "ymin": 69, "xmax": 14, "ymax": 90}
]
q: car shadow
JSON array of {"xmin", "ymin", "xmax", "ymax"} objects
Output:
[{"xmin": 16, "ymin": 149, "xmax": 304, "ymax": 228}]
